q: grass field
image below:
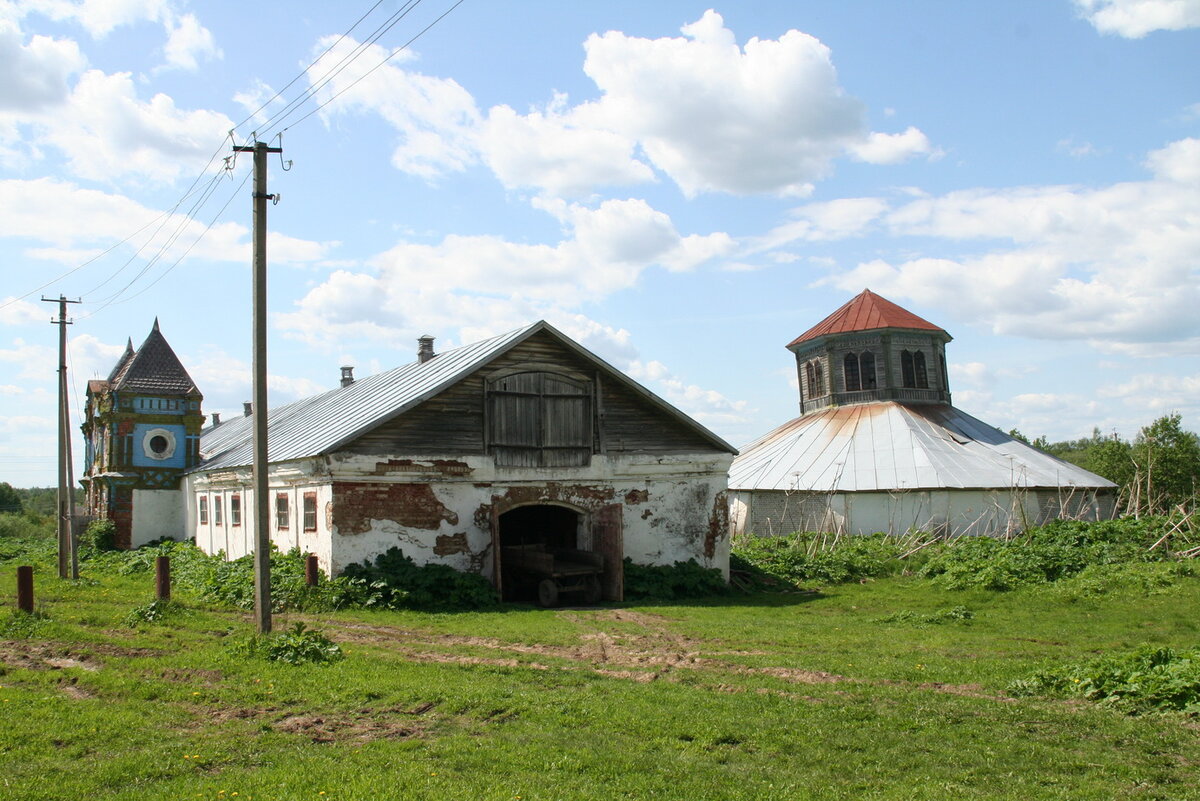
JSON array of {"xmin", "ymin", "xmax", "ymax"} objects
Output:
[{"xmin": 1, "ymin": 553, "xmax": 1198, "ymax": 800}]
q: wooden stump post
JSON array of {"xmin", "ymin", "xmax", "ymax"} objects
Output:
[
  {"xmin": 155, "ymin": 556, "xmax": 170, "ymax": 601},
  {"xmin": 16, "ymin": 565, "xmax": 33, "ymax": 613}
]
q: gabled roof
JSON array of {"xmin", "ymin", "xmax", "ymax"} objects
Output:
[
  {"xmin": 729, "ymin": 402, "xmax": 1115, "ymax": 492},
  {"xmin": 112, "ymin": 319, "xmax": 200, "ymax": 396},
  {"xmin": 788, "ymin": 289, "xmax": 947, "ymax": 348},
  {"xmin": 106, "ymin": 339, "xmax": 135, "ymax": 383},
  {"xmin": 196, "ymin": 320, "xmax": 735, "ymax": 472}
]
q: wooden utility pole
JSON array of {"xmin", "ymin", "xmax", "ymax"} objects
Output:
[
  {"xmin": 42, "ymin": 295, "xmax": 81, "ymax": 579},
  {"xmin": 233, "ymin": 140, "xmax": 283, "ymax": 634}
]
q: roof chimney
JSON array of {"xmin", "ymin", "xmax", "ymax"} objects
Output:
[
  {"xmin": 340, "ymin": 365, "xmax": 355, "ymax": 388},
  {"xmin": 243, "ymin": 401, "xmax": 253, "ymax": 417},
  {"xmin": 211, "ymin": 412, "xmax": 221, "ymax": 427},
  {"xmin": 417, "ymin": 335, "xmax": 436, "ymax": 364}
]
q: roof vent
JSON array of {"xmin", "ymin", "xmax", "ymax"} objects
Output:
[
  {"xmin": 211, "ymin": 412, "xmax": 221, "ymax": 427},
  {"xmin": 243, "ymin": 401, "xmax": 253, "ymax": 417},
  {"xmin": 418, "ymin": 335, "xmax": 436, "ymax": 364},
  {"xmin": 340, "ymin": 365, "xmax": 355, "ymax": 388}
]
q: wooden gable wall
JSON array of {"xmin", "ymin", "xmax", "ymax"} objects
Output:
[{"xmin": 346, "ymin": 330, "xmax": 726, "ymax": 457}]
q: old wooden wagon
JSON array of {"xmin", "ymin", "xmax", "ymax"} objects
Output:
[{"xmin": 501, "ymin": 545, "xmax": 604, "ymax": 607}]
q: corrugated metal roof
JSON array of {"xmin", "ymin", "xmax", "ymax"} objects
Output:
[
  {"xmin": 788, "ymin": 289, "xmax": 947, "ymax": 347},
  {"xmin": 195, "ymin": 320, "xmax": 735, "ymax": 472},
  {"xmin": 729, "ymin": 402, "xmax": 1116, "ymax": 492}
]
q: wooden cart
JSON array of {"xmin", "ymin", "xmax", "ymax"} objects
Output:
[{"xmin": 501, "ymin": 545, "xmax": 605, "ymax": 607}]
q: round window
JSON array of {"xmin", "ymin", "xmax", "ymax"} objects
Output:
[{"xmin": 149, "ymin": 435, "xmax": 169, "ymax": 454}]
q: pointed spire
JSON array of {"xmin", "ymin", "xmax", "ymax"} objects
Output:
[
  {"xmin": 152, "ymin": 317, "xmax": 160, "ymax": 332},
  {"xmin": 110, "ymin": 320, "xmax": 201, "ymax": 396}
]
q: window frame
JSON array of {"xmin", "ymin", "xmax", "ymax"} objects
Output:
[
  {"xmin": 230, "ymin": 494, "xmax": 241, "ymax": 527},
  {"xmin": 198, "ymin": 495, "xmax": 208, "ymax": 526},
  {"xmin": 275, "ymin": 492, "xmax": 290, "ymax": 530},
  {"xmin": 213, "ymin": 495, "xmax": 223, "ymax": 526},
  {"xmin": 302, "ymin": 492, "xmax": 318, "ymax": 533}
]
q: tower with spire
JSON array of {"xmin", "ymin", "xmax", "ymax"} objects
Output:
[{"xmin": 81, "ymin": 319, "xmax": 203, "ymax": 548}]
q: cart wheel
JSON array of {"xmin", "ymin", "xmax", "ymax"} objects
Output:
[
  {"xmin": 583, "ymin": 575, "xmax": 602, "ymax": 605},
  {"xmin": 537, "ymin": 579, "xmax": 559, "ymax": 608}
]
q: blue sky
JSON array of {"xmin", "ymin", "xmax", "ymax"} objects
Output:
[{"xmin": 1, "ymin": 0, "xmax": 1198, "ymax": 487}]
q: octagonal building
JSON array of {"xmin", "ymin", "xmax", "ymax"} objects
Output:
[{"xmin": 728, "ymin": 290, "xmax": 1117, "ymax": 538}]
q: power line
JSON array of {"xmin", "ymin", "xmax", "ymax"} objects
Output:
[{"xmin": 278, "ymin": 0, "xmax": 466, "ymax": 136}]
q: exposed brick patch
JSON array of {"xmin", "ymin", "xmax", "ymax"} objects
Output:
[
  {"xmin": 433, "ymin": 532, "xmax": 469, "ymax": 556},
  {"xmin": 332, "ymin": 482, "xmax": 458, "ymax": 534},
  {"xmin": 624, "ymin": 488, "xmax": 649, "ymax": 505}
]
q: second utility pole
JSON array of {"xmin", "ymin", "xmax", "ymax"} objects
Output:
[{"xmin": 234, "ymin": 139, "xmax": 282, "ymax": 634}]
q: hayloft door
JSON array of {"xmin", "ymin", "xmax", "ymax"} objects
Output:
[{"xmin": 594, "ymin": 503, "xmax": 623, "ymax": 602}]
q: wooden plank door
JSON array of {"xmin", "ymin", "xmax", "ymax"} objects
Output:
[{"xmin": 594, "ymin": 503, "xmax": 623, "ymax": 602}]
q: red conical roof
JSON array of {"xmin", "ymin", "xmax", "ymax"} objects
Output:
[{"xmin": 788, "ymin": 289, "xmax": 947, "ymax": 347}]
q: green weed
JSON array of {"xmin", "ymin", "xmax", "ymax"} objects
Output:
[{"xmin": 233, "ymin": 622, "xmax": 345, "ymax": 665}]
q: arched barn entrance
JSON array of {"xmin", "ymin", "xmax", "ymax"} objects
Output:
[{"xmin": 497, "ymin": 504, "xmax": 604, "ymax": 606}]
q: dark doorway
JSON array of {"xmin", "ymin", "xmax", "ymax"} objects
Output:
[{"xmin": 497, "ymin": 505, "xmax": 602, "ymax": 606}]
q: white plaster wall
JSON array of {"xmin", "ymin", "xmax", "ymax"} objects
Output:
[
  {"xmin": 130, "ymin": 489, "xmax": 185, "ymax": 547},
  {"xmin": 324, "ymin": 452, "xmax": 734, "ymax": 578}
]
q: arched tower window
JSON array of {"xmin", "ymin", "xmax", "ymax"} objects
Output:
[
  {"xmin": 804, "ymin": 359, "xmax": 825, "ymax": 398},
  {"xmin": 843, "ymin": 352, "xmax": 876, "ymax": 392},
  {"xmin": 901, "ymin": 350, "xmax": 929, "ymax": 389}
]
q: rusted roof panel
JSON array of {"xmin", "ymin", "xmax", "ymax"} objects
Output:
[
  {"xmin": 788, "ymin": 289, "xmax": 946, "ymax": 347},
  {"xmin": 195, "ymin": 320, "xmax": 735, "ymax": 472},
  {"xmin": 729, "ymin": 402, "xmax": 1116, "ymax": 492}
]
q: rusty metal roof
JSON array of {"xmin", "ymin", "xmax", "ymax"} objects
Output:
[
  {"xmin": 195, "ymin": 320, "xmax": 735, "ymax": 472},
  {"xmin": 788, "ymin": 289, "xmax": 947, "ymax": 347},
  {"xmin": 729, "ymin": 402, "xmax": 1115, "ymax": 492}
]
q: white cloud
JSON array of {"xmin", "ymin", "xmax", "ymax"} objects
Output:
[
  {"xmin": 18, "ymin": 0, "xmax": 168, "ymax": 37},
  {"xmin": 160, "ymin": 12, "xmax": 219, "ymax": 71},
  {"xmin": 1074, "ymin": 0, "xmax": 1200, "ymax": 37},
  {"xmin": 480, "ymin": 96, "xmax": 654, "ymax": 197},
  {"xmin": 580, "ymin": 10, "xmax": 865, "ymax": 197},
  {"xmin": 817, "ymin": 138, "xmax": 1200, "ymax": 349},
  {"xmin": 0, "ymin": 298, "xmax": 45, "ymax": 325},
  {"xmin": 308, "ymin": 36, "xmax": 480, "ymax": 180},
  {"xmin": 0, "ymin": 19, "xmax": 85, "ymax": 111},
  {"xmin": 849, "ymin": 126, "xmax": 940, "ymax": 165},
  {"xmin": 627, "ymin": 359, "xmax": 750, "ymax": 427}
]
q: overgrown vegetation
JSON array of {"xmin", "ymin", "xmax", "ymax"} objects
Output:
[
  {"xmin": 1010, "ymin": 645, "xmax": 1200, "ymax": 715},
  {"xmin": 342, "ymin": 546, "xmax": 498, "ymax": 610},
  {"xmin": 731, "ymin": 531, "xmax": 912, "ymax": 586},
  {"xmin": 233, "ymin": 622, "xmax": 345, "ymax": 666},
  {"xmin": 622, "ymin": 557, "xmax": 729, "ymax": 600}
]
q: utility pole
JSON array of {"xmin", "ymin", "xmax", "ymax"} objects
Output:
[
  {"xmin": 233, "ymin": 140, "xmax": 283, "ymax": 634},
  {"xmin": 42, "ymin": 295, "xmax": 81, "ymax": 579}
]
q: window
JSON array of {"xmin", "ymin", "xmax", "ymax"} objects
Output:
[
  {"xmin": 901, "ymin": 350, "xmax": 929, "ymax": 389},
  {"xmin": 804, "ymin": 359, "xmax": 825, "ymax": 398},
  {"xmin": 303, "ymin": 492, "xmax": 318, "ymax": 532},
  {"xmin": 198, "ymin": 496, "xmax": 208, "ymax": 525},
  {"xmin": 230, "ymin": 494, "xmax": 241, "ymax": 526},
  {"xmin": 487, "ymin": 371, "xmax": 592, "ymax": 467},
  {"xmin": 843, "ymin": 352, "xmax": 877, "ymax": 392},
  {"xmin": 214, "ymin": 496, "xmax": 223, "ymax": 526},
  {"xmin": 276, "ymin": 493, "xmax": 289, "ymax": 530}
]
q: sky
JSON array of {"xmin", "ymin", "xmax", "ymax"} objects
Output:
[{"xmin": 1, "ymin": 0, "xmax": 1198, "ymax": 488}]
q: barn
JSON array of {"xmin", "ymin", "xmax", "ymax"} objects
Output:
[
  {"xmin": 186, "ymin": 321, "xmax": 736, "ymax": 602},
  {"xmin": 728, "ymin": 290, "xmax": 1117, "ymax": 538}
]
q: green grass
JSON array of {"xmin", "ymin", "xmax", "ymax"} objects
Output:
[{"xmin": 1, "ymin": 554, "xmax": 1199, "ymax": 799}]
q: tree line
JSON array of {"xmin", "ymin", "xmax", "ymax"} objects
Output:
[{"xmin": 1010, "ymin": 413, "xmax": 1200, "ymax": 516}]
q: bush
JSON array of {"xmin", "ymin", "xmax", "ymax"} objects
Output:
[
  {"xmin": 80, "ymin": 519, "xmax": 118, "ymax": 553},
  {"xmin": 0, "ymin": 512, "xmax": 55, "ymax": 541},
  {"xmin": 732, "ymin": 532, "xmax": 909, "ymax": 587},
  {"xmin": 234, "ymin": 622, "xmax": 344, "ymax": 665},
  {"xmin": 124, "ymin": 598, "xmax": 185, "ymax": 627},
  {"xmin": 878, "ymin": 606, "xmax": 974, "ymax": 625},
  {"xmin": 919, "ymin": 517, "xmax": 1176, "ymax": 591},
  {"xmin": 341, "ymin": 547, "xmax": 498, "ymax": 611},
  {"xmin": 1009, "ymin": 645, "xmax": 1200, "ymax": 715},
  {"xmin": 622, "ymin": 558, "xmax": 729, "ymax": 601}
]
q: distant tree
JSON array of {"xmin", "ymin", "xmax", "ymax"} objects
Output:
[
  {"xmin": 0, "ymin": 482, "xmax": 22, "ymax": 514},
  {"xmin": 1130, "ymin": 413, "xmax": 1200, "ymax": 514}
]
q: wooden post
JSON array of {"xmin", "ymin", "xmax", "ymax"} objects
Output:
[
  {"xmin": 155, "ymin": 556, "xmax": 170, "ymax": 601},
  {"xmin": 305, "ymin": 553, "xmax": 319, "ymax": 587},
  {"xmin": 16, "ymin": 566, "xmax": 33, "ymax": 613}
]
